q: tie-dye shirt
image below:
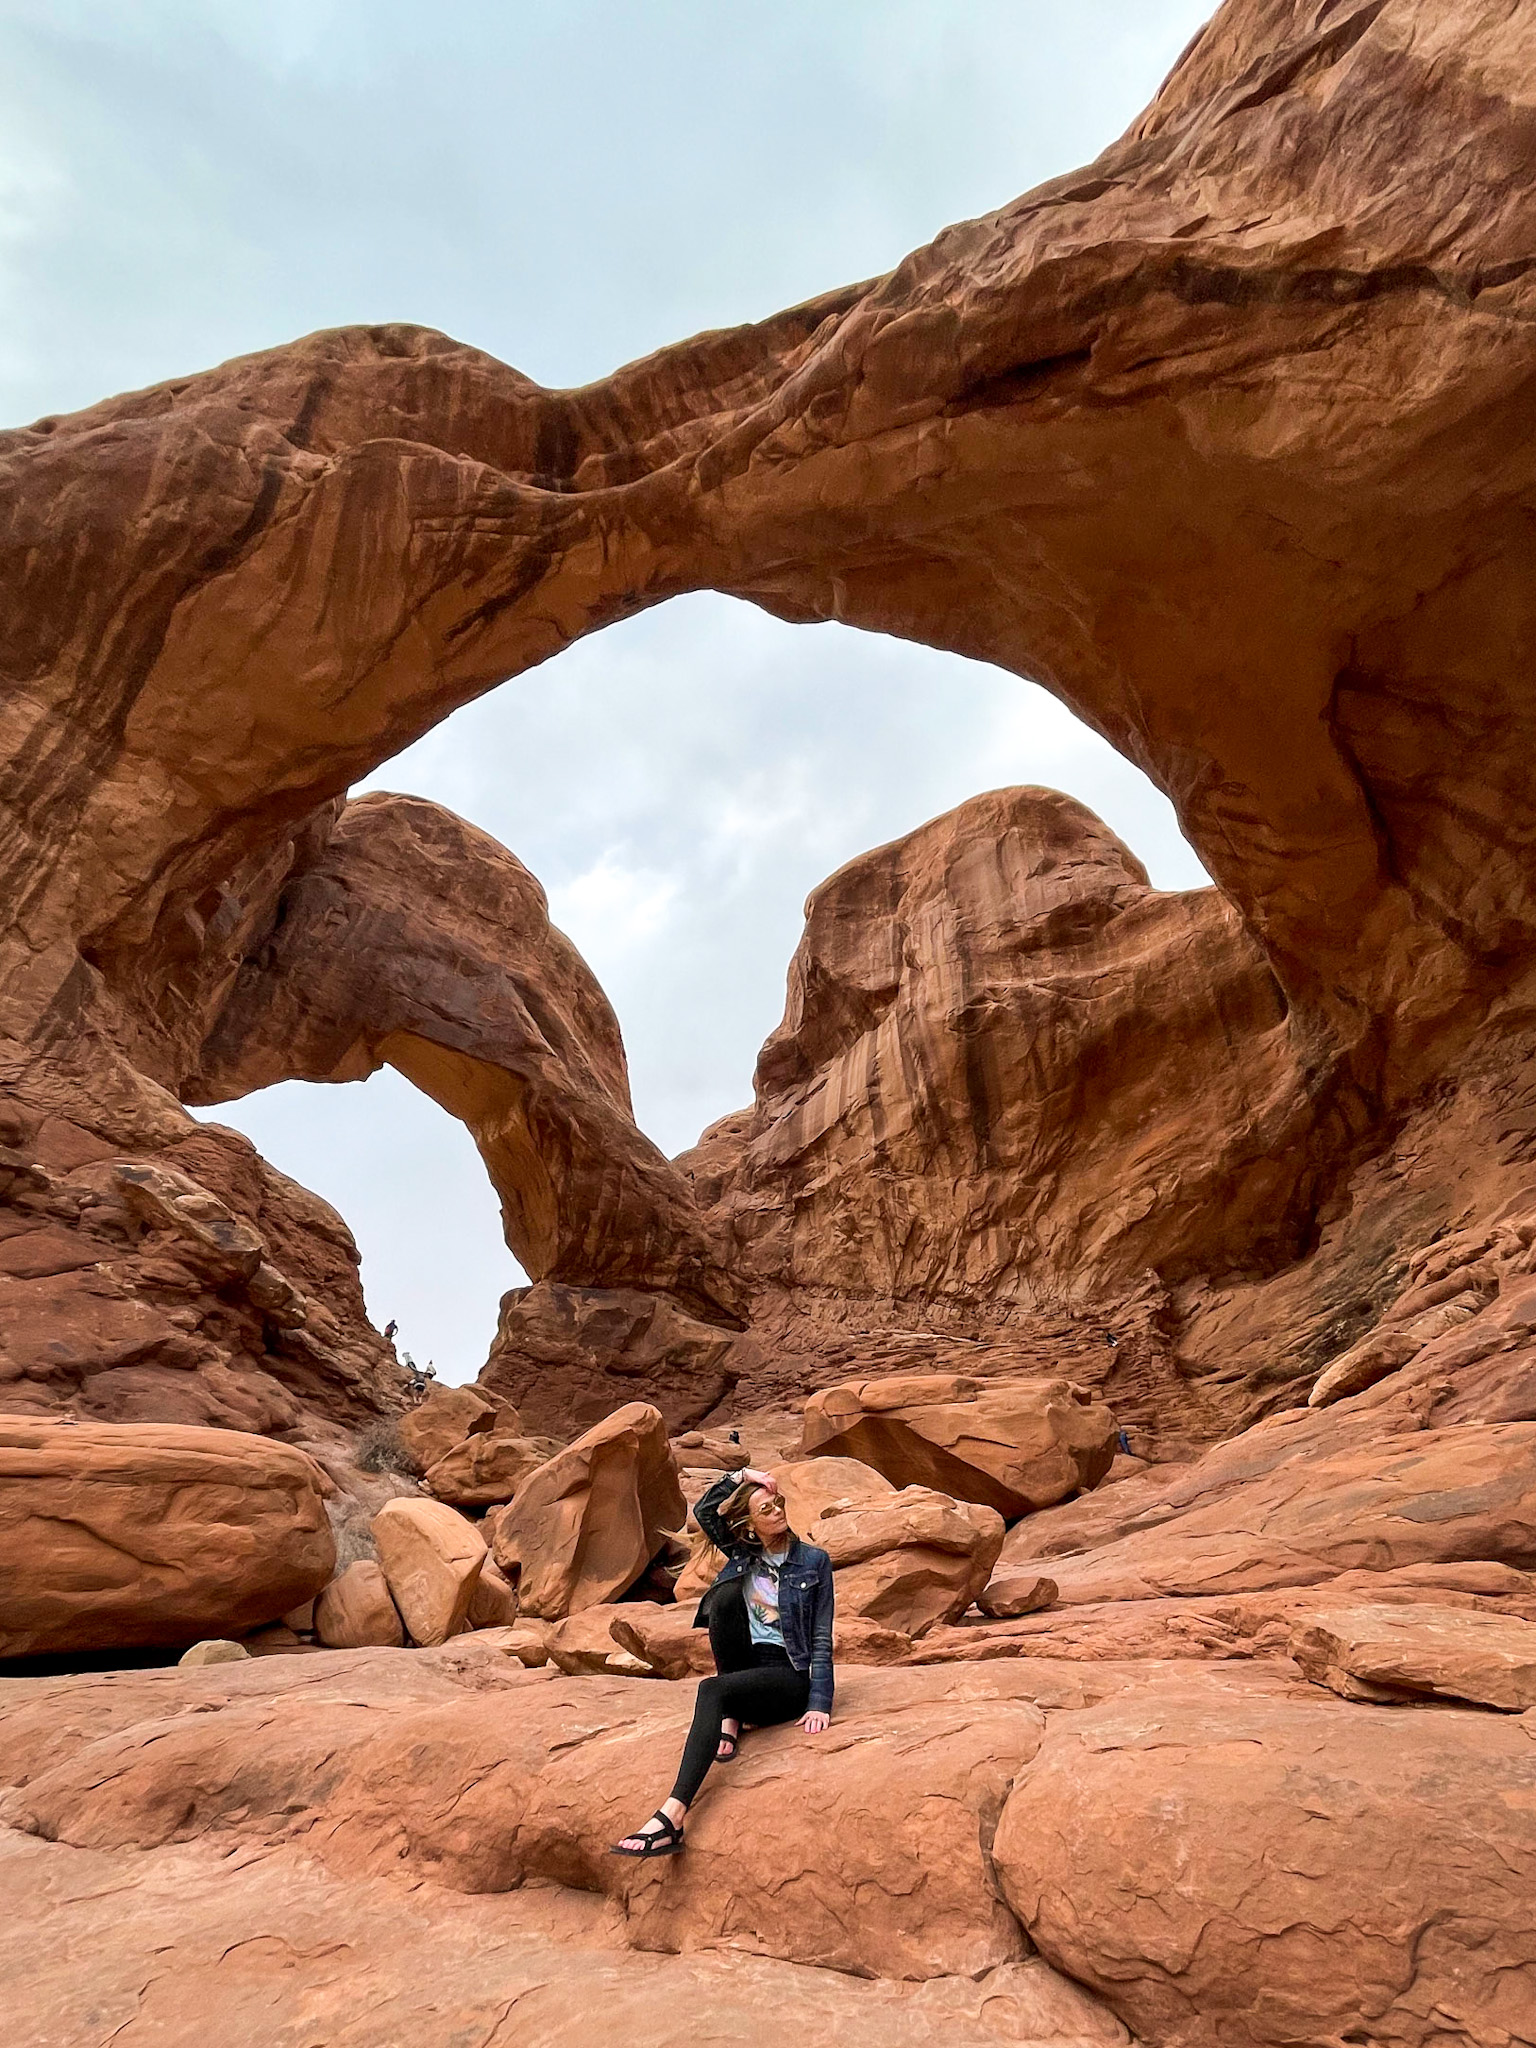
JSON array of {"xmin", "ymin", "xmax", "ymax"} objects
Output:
[{"xmin": 745, "ymin": 1545, "xmax": 790, "ymax": 1647}]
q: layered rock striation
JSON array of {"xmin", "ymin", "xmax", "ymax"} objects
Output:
[{"xmin": 681, "ymin": 791, "xmax": 1318, "ymax": 1312}]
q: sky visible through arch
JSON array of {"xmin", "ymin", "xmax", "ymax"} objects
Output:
[{"xmin": 2, "ymin": 0, "xmax": 1215, "ymax": 1380}]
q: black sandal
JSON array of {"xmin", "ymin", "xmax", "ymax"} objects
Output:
[
  {"xmin": 716, "ymin": 1728, "xmax": 741, "ymax": 1763},
  {"xmin": 610, "ymin": 1809, "xmax": 686, "ymax": 1858}
]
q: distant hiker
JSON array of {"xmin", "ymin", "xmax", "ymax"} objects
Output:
[
  {"xmin": 383, "ymin": 1320, "xmax": 399, "ymax": 1344},
  {"xmin": 610, "ymin": 1467, "xmax": 834, "ymax": 1858}
]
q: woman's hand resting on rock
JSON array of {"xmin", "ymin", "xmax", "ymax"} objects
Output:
[{"xmin": 801, "ymin": 1711, "xmax": 830, "ymax": 1734}]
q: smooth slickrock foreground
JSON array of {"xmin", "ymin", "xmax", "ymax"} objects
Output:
[
  {"xmin": 4, "ymin": 1642, "xmax": 1533, "ymax": 2045},
  {"xmin": 0, "ymin": 1828, "xmax": 1132, "ymax": 2048},
  {"xmin": 994, "ymin": 1669, "xmax": 1536, "ymax": 2048},
  {"xmin": 0, "ymin": 1649, "xmax": 1058, "ymax": 1982}
]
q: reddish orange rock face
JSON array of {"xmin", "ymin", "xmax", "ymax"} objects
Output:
[
  {"xmin": 370, "ymin": 1497, "xmax": 487, "ymax": 1647},
  {"xmin": 801, "ymin": 1372, "xmax": 1118, "ymax": 1518},
  {"xmin": 313, "ymin": 1561, "xmax": 405, "ymax": 1651},
  {"xmin": 682, "ymin": 789, "xmax": 1316, "ymax": 1320},
  {"xmin": 10, "ymin": 0, "xmax": 1536, "ymax": 2032},
  {"xmin": 999, "ymin": 1421, "xmax": 1536, "ymax": 1605},
  {"xmin": 993, "ymin": 1668, "xmax": 1536, "ymax": 2048},
  {"xmin": 489, "ymin": 1401, "xmax": 686, "ymax": 1619},
  {"xmin": 0, "ymin": 1419, "xmax": 335, "ymax": 1657},
  {"xmin": 1290, "ymin": 1601, "xmax": 1536, "ymax": 1711}
]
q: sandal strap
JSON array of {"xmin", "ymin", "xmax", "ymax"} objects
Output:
[{"xmin": 649, "ymin": 1809, "xmax": 682, "ymax": 1841}]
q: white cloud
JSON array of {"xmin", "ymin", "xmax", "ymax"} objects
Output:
[{"xmin": 548, "ymin": 856, "xmax": 681, "ymax": 962}]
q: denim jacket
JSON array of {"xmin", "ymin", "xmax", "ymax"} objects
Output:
[{"xmin": 691, "ymin": 1470, "xmax": 836, "ymax": 1716}]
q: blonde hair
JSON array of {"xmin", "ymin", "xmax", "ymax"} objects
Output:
[
  {"xmin": 685, "ymin": 1476, "xmax": 795, "ymax": 1584},
  {"xmin": 720, "ymin": 1475, "xmax": 770, "ymax": 1546}
]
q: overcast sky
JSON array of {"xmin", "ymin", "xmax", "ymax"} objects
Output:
[{"xmin": 3, "ymin": 0, "xmax": 1215, "ymax": 1380}]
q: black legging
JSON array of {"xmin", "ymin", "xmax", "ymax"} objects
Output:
[{"xmin": 668, "ymin": 1581, "xmax": 810, "ymax": 1808}]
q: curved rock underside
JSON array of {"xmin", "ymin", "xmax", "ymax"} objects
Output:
[
  {"xmin": 7, "ymin": 0, "xmax": 1536, "ymax": 1441},
  {"xmin": 186, "ymin": 790, "xmax": 739, "ymax": 1325}
]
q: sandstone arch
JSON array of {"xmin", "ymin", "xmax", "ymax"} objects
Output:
[
  {"xmin": 6, "ymin": 0, "xmax": 1536, "ymax": 1427},
  {"xmin": 185, "ymin": 792, "xmax": 742, "ymax": 1325}
]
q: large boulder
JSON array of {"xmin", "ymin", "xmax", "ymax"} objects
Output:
[
  {"xmin": 993, "ymin": 1667, "xmax": 1536, "ymax": 2048},
  {"xmin": 464, "ymin": 1556, "xmax": 520, "ymax": 1631},
  {"xmin": 545, "ymin": 1603, "xmax": 663, "ymax": 1677},
  {"xmin": 370, "ymin": 1498, "xmax": 486, "ymax": 1646},
  {"xmin": 775, "ymin": 1454, "xmax": 895, "ymax": 1530},
  {"xmin": 0, "ymin": 1419, "xmax": 335, "ymax": 1658},
  {"xmin": 479, "ymin": 1280, "xmax": 740, "ymax": 1439},
  {"xmin": 976, "ymin": 1569, "xmax": 1060, "ymax": 1620},
  {"xmin": 1291, "ymin": 1603, "xmax": 1536, "ymax": 1711},
  {"xmin": 313, "ymin": 1561, "xmax": 406, "ymax": 1650},
  {"xmin": 801, "ymin": 1374, "xmax": 1117, "ymax": 1517},
  {"xmin": 812, "ymin": 1487, "xmax": 1005, "ymax": 1638},
  {"xmin": 684, "ymin": 1459, "xmax": 1003, "ymax": 1636},
  {"xmin": 489, "ymin": 1402, "xmax": 686, "ymax": 1619},
  {"xmin": 396, "ymin": 1384, "xmax": 516, "ymax": 1475},
  {"xmin": 422, "ymin": 1431, "xmax": 546, "ymax": 1511}
]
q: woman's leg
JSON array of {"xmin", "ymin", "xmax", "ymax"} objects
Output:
[
  {"xmin": 707, "ymin": 1581, "xmax": 753, "ymax": 1673},
  {"xmin": 613, "ymin": 1661, "xmax": 808, "ymax": 1850},
  {"xmin": 667, "ymin": 1662, "xmax": 809, "ymax": 1809},
  {"xmin": 706, "ymin": 1582, "xmax": 752, "ymax": 1755}
]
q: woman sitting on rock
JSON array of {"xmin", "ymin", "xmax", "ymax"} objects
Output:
[{"xmin": 610, "ymin": 1464, "xmax": 834, "ymax": 1857}]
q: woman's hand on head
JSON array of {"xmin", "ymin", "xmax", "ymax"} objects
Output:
[
  {"xmin": 800, "ymin": 1710, "xmax": 830, "ymax": 1735},
  {"xmin": 741, "ymin": 1467, "xmax": 778, "ymax": 1494}
]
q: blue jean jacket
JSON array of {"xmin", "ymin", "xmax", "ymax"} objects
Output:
[{"xmin": 691, "ymin": 1471, "xmax": 836, "ymax": 1715}]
